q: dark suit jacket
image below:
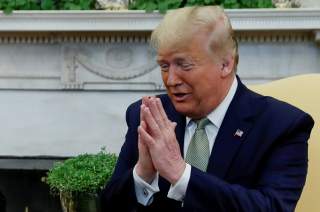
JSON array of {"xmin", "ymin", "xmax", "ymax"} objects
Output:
[
  {"xmin": 0, "ymin": 191, "xmax": 5, "ymax": 212},
  {"xmin": 101, "ymin": 78, "xmax": 314, "ymax": 212}
]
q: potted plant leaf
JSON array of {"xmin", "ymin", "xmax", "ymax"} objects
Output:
[{"xmin": 44, "ymin": 149, "xmax": 117, "ymax": 212}]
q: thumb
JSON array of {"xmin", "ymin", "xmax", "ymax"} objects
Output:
[{"xmin": 171, "ymin": 122, "xmax": 177, "ymax": 130}]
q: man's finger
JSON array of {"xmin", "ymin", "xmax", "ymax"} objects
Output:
[
  {"xmin": 155, "ymin": 98, "xmax": 171, "ymax": 126},
  {"xmin": 147, "ymin": 97, "xmax": 164, "ymax": 126},
  {"xmin": 141, "ymin": 120, "xmax": 147, "ymax": 129},
  {"xmin": 142, "ymin": 96, "xmax": 150, "ymax": 106},
  {"xmin": 143, "ymin": 106, "xmax": 161, "ymax": 137},
  {"xmin": 138, "ymin": 125, "xmax": 155, "ymax": 146},
  {"xmin": 141, "ymin": 96, "xmax": 151, "ymax": 122}
]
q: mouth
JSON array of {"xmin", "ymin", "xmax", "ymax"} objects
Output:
[{"xmin": 172, "ymin": 93, "xmax": 191, "ymax": 102}]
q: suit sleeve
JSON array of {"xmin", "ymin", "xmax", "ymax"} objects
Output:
[
  {"xmin": 0, "ymin": 191, "xmax": 5, "ymax": 212},
  {"xmin": 100, "ymin": 103, "xmax": 141, "ymax": 211},
  {"xmin": 183, "ymin": 112, "xmax": 314, "ymax": 212}
]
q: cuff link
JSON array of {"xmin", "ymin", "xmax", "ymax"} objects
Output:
[{"xmin": 143, "ymin": 188, "xmax": 149, "ymax": 197}]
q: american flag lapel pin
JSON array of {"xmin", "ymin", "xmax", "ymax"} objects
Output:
[{"xmin": 234, "ymin": 129, "xmax": 244, "ymax": 138}]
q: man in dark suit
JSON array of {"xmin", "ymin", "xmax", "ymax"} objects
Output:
[{"xmin": 101, "ymin": 6, "xmax": 314, "ymax": 212}]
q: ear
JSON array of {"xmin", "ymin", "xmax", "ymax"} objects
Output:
[{"xmin": 220, "ymin": 54, "xmax": 235, "ymax": 78}]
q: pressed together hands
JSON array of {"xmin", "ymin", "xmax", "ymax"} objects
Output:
[{"xmin": 136, "ymin": 96, "xmax": 186, "ymax": 185}]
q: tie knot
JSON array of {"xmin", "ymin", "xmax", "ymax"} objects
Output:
[{"xmin": 194, "ymin": 118, "xmax": 210, "ymax": 130}]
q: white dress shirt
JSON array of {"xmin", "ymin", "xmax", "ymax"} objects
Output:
[{"xmin": 133, "ymin": 77, "xmax": 238, "ymax": 205}]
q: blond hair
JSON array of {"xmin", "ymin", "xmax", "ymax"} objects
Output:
[{"xmin": 150, "ymin": 6, "xmax": 239, "ymax": 69}]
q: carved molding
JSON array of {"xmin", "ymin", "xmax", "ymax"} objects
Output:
[
  {"xmin": 62, "ymin": 47, "xmax": 81, "ymax": 89},
  {"xmin": 62, "ymin": 45, "xmax": 159, "ymax": 90},
  {"xmin": 236, "ymin": 31, "xmax": 313, "ymax": 43},
  {"xmin": 0, "ymin": 31, "xmax": 315, "ymax": 45},
  {"xmin": 76, "ymin": 48, "xmax": 157, "ymax": 80},
  {"xmin": 0, "ymin": 9, "xmax": 319, "ymax": 44},
  {"xmin": 228, "ymin": 9, "xmax": 320, "ymax": 30},
  {"xmin": 0, "ymin": 33, "xmax": 150, "ymax": 44}
]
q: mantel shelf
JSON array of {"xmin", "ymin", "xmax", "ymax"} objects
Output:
[{"xmin": 0, "ymin": 8, "xmax": 320, "ymax": 32}]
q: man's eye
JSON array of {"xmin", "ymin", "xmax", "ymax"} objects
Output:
[
  {"xmin": 180, "ymin": 63, "xmax": 193, "ymax": 70},
  {"xmin": 160, "ymin": 64, "xmax": 169, "ymax": 71}
]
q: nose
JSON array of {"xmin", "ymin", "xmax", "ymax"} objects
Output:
[{"xmin": 166, "ymin": 67, "xmax": 182, "ymax": 87}]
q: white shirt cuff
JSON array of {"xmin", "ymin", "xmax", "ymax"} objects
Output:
[
  {"xmin": 133, "ymin": 165, "xmax": 160, "ymax": 206},
  {"xmin": 167, "ymin": 163, "xmax": 191, "ymax": 201}
]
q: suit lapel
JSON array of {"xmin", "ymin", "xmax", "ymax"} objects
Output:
[
  {"xmin": 207, "ymin": 77, "xmax": 260, "ymax": 179},
  {"xmin": 159, "ymin": 78, "xmax": 262, "ymax": 181}
]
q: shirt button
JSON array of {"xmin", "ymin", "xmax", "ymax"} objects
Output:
[{"xmin": 143, "ymin": 188, "xmax": 149, "ymax": 197}]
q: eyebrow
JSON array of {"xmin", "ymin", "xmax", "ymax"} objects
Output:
[
  {"xmin": 175, "ymin": 58, "xmax": 189, "ymax": 63},
  {"xmin": 156, "ymin": 54, "xmax": 198, "ymax": 64},
  {"xmin": 156, "ymin": 59, "xmax": 165, "ymax": 64}
]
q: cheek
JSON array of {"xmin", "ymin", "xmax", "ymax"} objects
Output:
[
  {"xmin": 193, "ymin": 78, "xmax": 215, "ymax": 98},
  {"xmin": 192, "ymin": 86, "xmax": 205, "ymax": 103},
  {"xmin": 161, "ymin": 72, "xmax": 168, "ymax": 85}
]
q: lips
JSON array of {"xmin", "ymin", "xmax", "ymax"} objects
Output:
[{"xmin": 172, "ymin": 92, "xmax": 191, "ymax": 102}]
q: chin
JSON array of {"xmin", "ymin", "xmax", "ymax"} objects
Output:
[
  {"xmin": 173, "ymin": 102, "xmax": 206, "ymax": 119},
  {"xmin": 172, "ymin": 102, "xmax": 194, "ymax": 116}
]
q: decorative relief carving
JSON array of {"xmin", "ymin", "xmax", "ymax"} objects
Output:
[
  {"xmin": 63, "ymin": 48, "xmax": 77, "ymax": 83},
  {"xmin": 62, "ymin": 47, "xmax": 84, "ymax": 89},
  {"xmin": 105, "ymin": 47, "xmax": 133, "ymax": 68},
  {"xmin": 76, "ymin": 46, "xmax": 157, "ymax": 80},
  {"xmin": 62, "ymin": 40, "xmax": 160, "ymax": 90}
]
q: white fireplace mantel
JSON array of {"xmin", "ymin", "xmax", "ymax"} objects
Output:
[
  {"xmin": 0, "ymin": 9, "xmax": 320, "ymax": 31},
  {"xmin": 0, "ymin": 9, "xmax": 320, "ymax": 160}
]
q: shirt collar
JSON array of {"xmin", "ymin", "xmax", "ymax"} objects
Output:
[{"xmin": 186, "ymin": 76, "xmax": 238, "ymax": 128}]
